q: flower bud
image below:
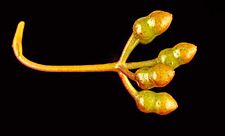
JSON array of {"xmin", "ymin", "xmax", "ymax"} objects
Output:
[
  {"xmin": 133, "ymin": 10, "xmax": 172, "ymax": 44},
  {"xmin": 158, "ymin": 42, "xmax": 197, "ymax": 69},
  {"xmin": 135, "ymin": 64, "xmax": 175, "ymax": 89},
  {"xmin": 135, "ymin": 90, "xmax": 178, "ymax": 115}
]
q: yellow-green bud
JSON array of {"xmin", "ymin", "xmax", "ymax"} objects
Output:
[
  {"xmin": 135, "ymin": 64, "xmax": 175, "ymax": 89},
  {"xmin": 135, "ymin": 90, "xmax": 178, "ymax": 115},
  {"xmin": 133, "ymin": 10, "xmax": 173, "ymax": 44},
  {"xmin": 158, "ymin": 42, "xmax": 197, "ymax": 69}
]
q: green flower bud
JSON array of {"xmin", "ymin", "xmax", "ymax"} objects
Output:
[
  {"xmin": 135, "ymin": 64, "xmax": 175, "ymax": 89},
  {"xmin": 133, "ymin": 10, "xmax": 172, "ymax": 44},
  {"xmin": 158, "ymin": 42, "xmax": 197, "ymax": 69},
  {"xmin": 135, "ymin": 90, "xmax": 178, "ymax": 115}
]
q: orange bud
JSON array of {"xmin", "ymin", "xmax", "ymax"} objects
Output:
[
  {"xmin": 172, "ymin": 42, "xmax": 197, "ymax": 64},
  {"xmin": 154, "ymin": 92, "xmax": 178, "ymax": 115},
  {"xmin": 135, "ymin": 64, "xmax": 175, "ymax": 89},
  {"xmin": 151, "ymin": 63, "xmax": 175, "ymax": 87},
  {"xmin": 148, "ymin": 10, "xmax": 173, "ymax": 35}
]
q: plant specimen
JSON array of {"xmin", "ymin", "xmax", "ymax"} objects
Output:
[{"xmin": 12, "ymin": 10, "xmax": 197, "ymax": 115}]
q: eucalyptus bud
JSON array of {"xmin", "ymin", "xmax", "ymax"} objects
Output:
[
  {"xmin": 135, "ymin": 64, "xmax": 175, "ymax": 89},
  {"xmin": 158, "ymin": 42, "xmax": 197, "ymax": 69},
  {"xmin": 135, "ymin": 90, "xmax": 178, "ymax": 115},
  {"xmin": 133, "ymin": 10, "xmax": 172, "ymax": 44}
]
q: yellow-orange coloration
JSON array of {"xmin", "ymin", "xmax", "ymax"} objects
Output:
[
  {"xmin": 11, "ymin": 10, "xmax": 197, "ymax": 116},
  {"xmin": 173, "ymin": 42, "xmax": 197, "ymax": 64},
  {"xmin": 133, "ymin": 10, "xmax": 172, "ymax": 44},
  {"xmin": 152, "ymin": 64, "xmax": 175, "ymax": 87},
  {"xmin": 135, "ymin": 64, "xmax": 175, "ymax": 89},
  {"xmin": 11, "ymin": 21, "xmax": 157, "ymax": 72},
  {"xmin": 148, "ymin": 10, "xmax": 173, "ymax": 35},
  {"xmin": 135, "ymin": 90, "xmax": 178, "ymax": 115},
  {"xmin": 158, "ymin": 42, "xmax": 197, "ymax": 69},
  {"xmin": 155, "ymin": 92, "xmax": 178, "ymax": 115}
]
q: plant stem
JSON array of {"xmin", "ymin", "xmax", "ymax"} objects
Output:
[
  {"xmin": 13, "ymin": 40, "xmax": 158, "ymax": 72},
  {"xmin": 118, "ymin": 72, "xmax": 138, "ymax": 99},
  {"xmin": 117, "ymin": 65, "xmax": 136, "ymax": 81},
  {"xmin": 117, "ymin": 33, "xmax": 139, "ymax": 65},
  {"xmin": 12, "ymin": 21, "xmax": 158, "ymax": 72},
  {"xmin": 126, "ymin": 58, "xmax": 159, "ymax": 69}
]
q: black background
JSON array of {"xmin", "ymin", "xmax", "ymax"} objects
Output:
[{"xmin": 1, "ymin": 0, "xmax": 224, "ymax": 134}]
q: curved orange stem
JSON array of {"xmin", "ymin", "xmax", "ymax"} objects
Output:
[{"xmin": 12, "ymin": 21, "xmax": 158, "ymax": 72}]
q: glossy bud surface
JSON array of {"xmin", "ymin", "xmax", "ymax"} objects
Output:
[
  {"xmin": 135, "ymin": 90, "xmax": 178, "ymax": 115},
  {"xmin": 135, "ymin": 64, "xmax": 175, "ymax": 89},
  {"xmin": 133, "ymin": 10, "xmax": 172, "ymax": 44}
]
